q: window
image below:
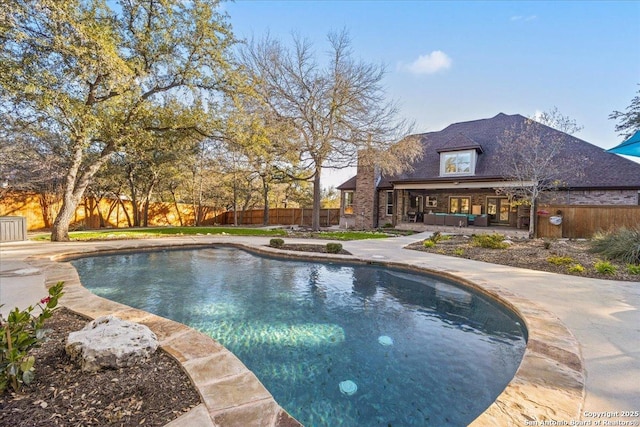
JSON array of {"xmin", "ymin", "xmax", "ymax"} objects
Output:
[
  {"xmin": 440, "ymin": 150, "xmax": 476, "ymax": 176},
  {"xmin": 426, "ymin": 196, "xmax": 437, "ymax": 207},
  {"xmin": 343, "ymin": 191, "xmax": 354, "ymax": 214},
  {"xmin": 449, "ymin": 197, "xmax": 470, "ymax": 214},
  {"xmin": 386, "ymin": 191, "xmax": 393, "ymax": 216}
]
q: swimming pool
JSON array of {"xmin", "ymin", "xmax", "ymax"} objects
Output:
[{"xmin": 72, "ymin": 247, "xmax": 526, "ymax": 426}]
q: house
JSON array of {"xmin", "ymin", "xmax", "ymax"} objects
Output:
[{"xmin": 337, "ymin": 113, "xmax": 640, "ymax": 230}]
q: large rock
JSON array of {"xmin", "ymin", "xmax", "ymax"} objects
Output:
[{"xmin": 66, "ymin": 315, "xmax": 159, "ymax": 372}]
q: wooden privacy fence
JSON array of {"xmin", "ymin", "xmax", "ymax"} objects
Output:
[
  {"xmin": 536, "ymin": 205, "xmax": 640, "ymax": 239},
  {"xmin": 215, "ymin": 208, "xmax": 340, "ymax": 227},
  {"xmin": 0, "ymin": 191, "xmax": 221, "ymax": 231}
]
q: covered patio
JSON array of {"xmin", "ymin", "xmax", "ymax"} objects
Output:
[{"xmin": 389, "ymin": 185, "xmax": 531, "ymax": 231}]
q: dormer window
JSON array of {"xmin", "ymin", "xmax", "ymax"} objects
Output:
[{"xmin": 440, "ymin": 149, "xmax": 477, "ymax": 176}]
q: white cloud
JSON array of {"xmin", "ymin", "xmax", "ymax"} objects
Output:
[
  {"xmin": 402, "ymin": 51, "xmax": 452, "ymax": 75},
  {"xmin": 510, "ymin": 15, "xmax": 537, "ymax": 22}
]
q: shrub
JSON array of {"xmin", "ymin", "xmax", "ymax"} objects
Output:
[
  {"xmin": 590, "ymin": 227, "xmax": 640, "ymax": 265},
  {"xmin": 568, "ymin": 264, "xmax": 585, "ymax": 273},
  {"xmin": 546, "ymin": 255, "xmax": 574, "ymax": 265},
  {"xmin": 423, "ymin": 240, "xmax": 436, "ymax": 248},
  {"xmin": 1, "ymin": 282, "xmax": 64, "ymax": 392},
  {"xmin": 381, "ymin": 222, "xmax": 393, "ymax": 228},
  {"xmin": 428, "ymin": 231, "xmax": 443, "ymax": 243},
  {"xmin": 269, "ymin": 238, "xmax": 285, "ymax": 248},
  {"xmin": 627, "ymin": 264, "xmax": 640, "ymax": 275},
  {"xmin": 472, "ymin": 233, "xmax": 509, "ymax": 249},
  {"xmin": 594, "ymin": 260, "xmax": 617, "ymax": 275},
  {"xmin": 326, "ymin": 243, "xmax": 343, "ymax": 254},
  {"xmin": 453, "ymin": 248, "xmax": 465, "ymax": 256}
]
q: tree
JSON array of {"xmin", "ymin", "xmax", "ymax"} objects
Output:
[
  {"xmin": 498, "ymin": 111, "xmax": 586, "ymax": 238},
  {"xmin": 610, "ymin": 85, "xmax": 640, "ymax": 137},
  {"xmin": 241, "ymin": 30, "xmax": 420, "ymax": 230},
  {"xmin": 221, "ymin": 92, "xmax": 299, "ymax": 225},
  {"xmin": 0, "ymin": 0, "xmax": 236, "ymax": 240},
  {"xmin": 532, "ymin": 106, "xmax": 583, "ymax": 135}
]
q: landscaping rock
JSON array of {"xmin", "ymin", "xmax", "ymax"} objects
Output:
[{"xmin": 66, "ymin": 315, "xmax": 159, "ymax": 372}]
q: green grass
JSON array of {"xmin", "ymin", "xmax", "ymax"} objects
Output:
[
  {"xmin": 311, "ymin": 231, "xmax": 390, "ymax": 240},
  {"xmin": 32, "ymin": 226, "xmax": 287, "ymax": 241},
  {"xmin": 31, "ymin": 227, "xmax": 393, "ymax": 241}
]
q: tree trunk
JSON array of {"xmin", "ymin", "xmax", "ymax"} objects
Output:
[
  {"xmin": 117, "ymin": 198, "xmax": 132, "ymax": 227},
  {"xmin": 232, "ymin": 176, "xmax": 238, "ymax": 226},
  {"xmin": 262, "ymin": 178, "xmax": 270, "ymax": 226},
  {"xmin": 51, "ymin": 195, "xmax": 80, "ymax": 241},
  {"xmin": 51, "ymin": 139, "xmax": 112, "ymax": 241},
  {"xmin": 170, "ymin": 188, "xmax": 184, "ymax": 226},
  {"xmin": 142, "ymin": 177, "xmax": 157, "ymax": 228},
  {"xmin": 312, "ymin": 168, "xmax": 322, "ymax": 231},
  {"xmin": 127, "ymin": 168, "xmax": 141, "ymax": 227},
  {"xmin": 529, "ymin": 199, "xmax": 537, "ymax": 239}
]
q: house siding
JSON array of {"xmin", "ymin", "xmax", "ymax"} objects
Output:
[{"xmin": 540, "ymin": 189, "xmax": 640, "ymax": 205}]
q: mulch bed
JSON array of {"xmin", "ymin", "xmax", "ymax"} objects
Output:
[
  {"xmin": 0, "ymin": 308, "xmax": 201, "ymax": 427},
  {"xmin": 406, "ymin": 235, "xmax": 639, "ymax": 281}
]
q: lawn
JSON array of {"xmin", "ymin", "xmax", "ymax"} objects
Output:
[
  {"xmin": 32, "ymin": 226, "xmax": 287, "ymax": 241},
  {"xmin": 31, "ymin": 227, "xmax": 399, "ymax": 241}
]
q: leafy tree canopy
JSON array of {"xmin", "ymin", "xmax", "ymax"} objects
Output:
[
  {"xmin": 610, "ymin": 85, "xmax": 640, "ymax": 138},
  {"xmin": 0, "ymin": 0, "xmax": 238, "ymax": 240}
]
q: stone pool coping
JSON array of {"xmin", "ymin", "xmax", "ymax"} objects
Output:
[{"xmin": 4, "ymin": 237, "xmax": 585, "ymax": 426}]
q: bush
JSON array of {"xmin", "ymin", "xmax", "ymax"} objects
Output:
[
  {"xmin": 423, "ymin": 240, "xmax": 436, "ymax": 248},
  {"xmin": 326, "ymin": 243, "xmax": 343, "ymax": 254},
  {"xmin": 453, "ymin": 248, "xmax": 465, "ymax": 256},
  {"xmin": 428, "ymin": 231, "xmax": 443, "ymax": 243},
  {"xmin": 547, "ymin": 255, "xmax": 574, "ymax": 265},
  {"xmin": 1, "ymin": 282, "xmax": 64, "ymax": 392},
  {"xmin": 590, "ymin": 227, "xmax": 640, "ymax": 265},
  {"xmin": 472, "ymin": 233, "xmax": 509, "ymax": 249},
  {"xmin": 381, "ymin": 222, "xmax": 393, "ymax": 228},
  {"xmin": 568, "ymin": 264, "xmax": 585, "ymax": 273},
  {"xmin": 594, "ymin": 260, "xmax": 617, "ymax": 275},
  {"xmin": 627, "ymin": 264, "xmax": 640, "ymax": 275},
  {"xmin": 269, "ymin": 238, "xmax": 285, "ymax": 248}
]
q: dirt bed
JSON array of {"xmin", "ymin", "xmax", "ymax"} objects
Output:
[
  {"xmin": 406, "ymin": 235, "xmax": 639, "ymax": 282},
  {"xmin": 0, "ymin": 308, "xmax": 201, "ymax": 427}
]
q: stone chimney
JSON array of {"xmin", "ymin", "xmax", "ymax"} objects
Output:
[{"xmin": 353, "ymin": 150, "xmax": 380, "ymax": 229}]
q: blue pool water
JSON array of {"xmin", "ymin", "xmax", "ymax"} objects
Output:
[{"xmin": 71, "ymin": 247, "xmax": 526, "ymax": 427}]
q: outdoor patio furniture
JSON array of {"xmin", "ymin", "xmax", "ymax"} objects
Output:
[
  {"xmin": 424, "ymin": 214, "xmax": 436, "ymax": 225},
  {"xmin": 445, "ymin": 214, "xmax": 468, "ymax": 227},
  {"xmin": 474, "ymin": 215, "xmax": 488, "ymax": 227}
]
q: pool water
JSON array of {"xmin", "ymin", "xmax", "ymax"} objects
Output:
[{"xmin": 72, "ymin": 247, "xmax": 526, "ymax": 427}]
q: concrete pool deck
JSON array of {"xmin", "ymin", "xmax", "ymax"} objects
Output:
[{"xmin": 1, "ymin": 233, "xmax": 638, "ymax": 426}]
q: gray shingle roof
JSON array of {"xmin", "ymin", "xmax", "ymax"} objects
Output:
[{"xmin": 378, "ymin": 113, "xmax": 640, "ymax": 189}]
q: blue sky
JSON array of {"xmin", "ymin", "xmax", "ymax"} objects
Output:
[{"xmin": 223, "ymin": 0, "xmax": 640, "ymax": 187}]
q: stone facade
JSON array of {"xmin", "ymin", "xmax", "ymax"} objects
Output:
[
  {"xmin": 348, "ymin": 187, "xmax": 640, "ymax": 230},
  {"xmin": 350, "ymin": 153, "xmax": 379, "ymax": 229}
]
